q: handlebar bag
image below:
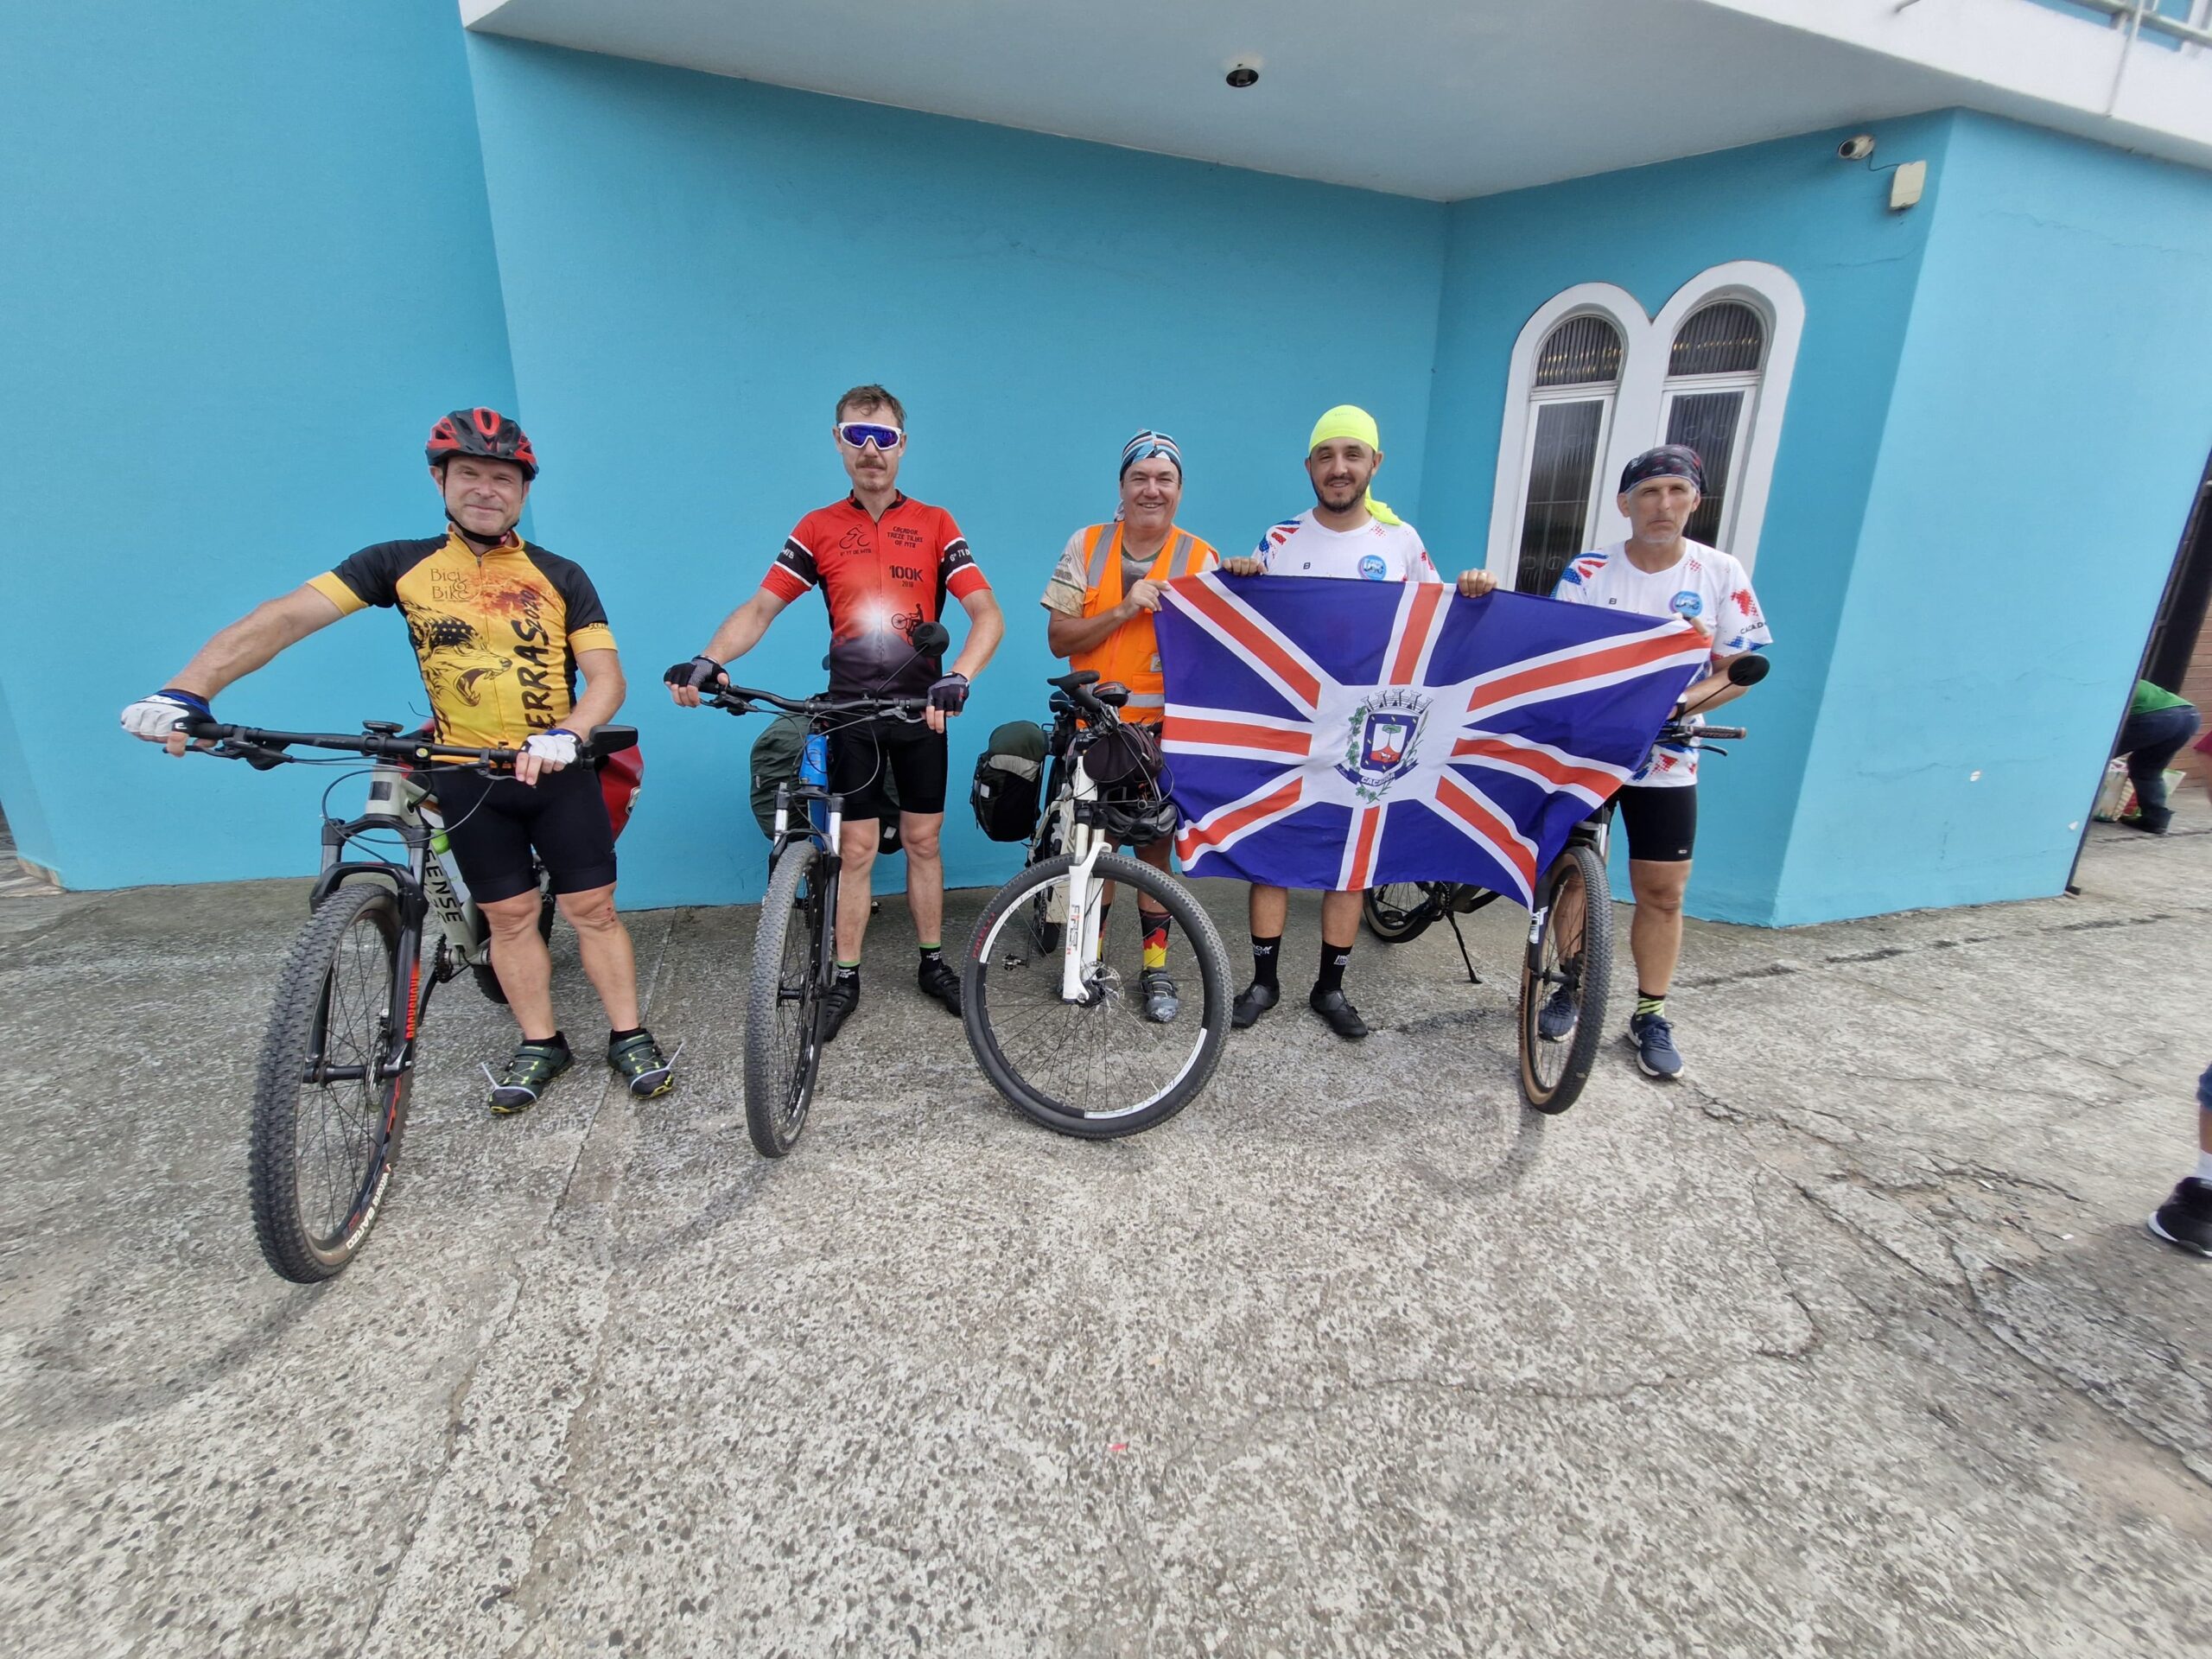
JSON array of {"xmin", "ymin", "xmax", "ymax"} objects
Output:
[{"xmin": 971, "ymin": 719, "xmax": 1047, "ymax": 842}]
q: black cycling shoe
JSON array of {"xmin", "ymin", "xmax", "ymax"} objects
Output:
[
  {"xmin": 2147, "ymin": 1178, "xmax": 2212, "ymax": 1258},
  {"xmin": 607, "ymin": 1029, "xmax": 677, "ymax": 1098},
  {"xmin": 918, "ymin": 956, "xmax": 963, "ymax": 1017},
  {"xmin": 1308, "ymin": 988, "xmax": 1370, "ymax": 1040},
  {"xmin": 1231, "ymin": 981, "xmax": 1280, "ymax": 1029},
  {"xmin": 820, "ymin": 976, "xmax": 860, "ymax": 1044},
  {"xmin": 485, "ymin": 1039, "xmax": 573, "ymax": 1116}
]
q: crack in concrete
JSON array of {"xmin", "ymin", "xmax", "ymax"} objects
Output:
[{"xmin": 1668, "ymin": 1062, "xmax": 2212, "ymax": 1502}]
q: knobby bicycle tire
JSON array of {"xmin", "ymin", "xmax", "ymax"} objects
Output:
[
  {"xmin": 1519, "ymin": 842, "xmax": 1614, "ymax": 1115},
  {"xmin": 250, "ymin": 882, "xmax": 411, "ymax": 1283},
  {"xmin": 963, "ymin": 852, "xmax": 1229, "ymax": 1138},
  {"xmin": 1363, "ymin": 881, "xmax": 1444, "ymax": 944},
  {"xmin": 744, "ymin": 841, "xmax": 829, "ymax": 1158}
]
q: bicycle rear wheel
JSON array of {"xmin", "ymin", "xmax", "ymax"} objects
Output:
[
  {"xmin": 249, "ymin": 883, "xmax": 410, "ymax": 1283},
  {"xmin": 744, "ymin": 841, "xmax": 829, "ymax": 1157},
  {"xmin": 963, "ymin": 852, "xmax": 1228, "ymax": 1138},
  {"xmin": 1519, "ymin": 842, "xmax": 1613, "ymax": 1115},
  {"xmin": 1363, "ymin": 881, "xmax": 1443, "ymax": 944}
]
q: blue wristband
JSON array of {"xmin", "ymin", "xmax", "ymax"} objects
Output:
[{"xmin": 155, "ymin": 687, "xmax": 213, "ymax": 717}]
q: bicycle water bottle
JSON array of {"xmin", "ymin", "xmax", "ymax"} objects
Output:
[{"xmin": 801, "ymin": 730, "xmax": 830, "ymax": 836}]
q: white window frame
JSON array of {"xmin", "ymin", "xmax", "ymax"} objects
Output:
[
  {"xmin": 1487, "ymin": 284, "xmax": 1640, "ymax": 589},
  {"xmin": 1658, "ymin": 371, "xmax": 1758, "ymax": 551},
  {"xmin": 1487, "ymin": 263, "xmax": 1804, "ymax": 585},
  {"xmin": 1513, "ymin": 347, "xmax": 1619, "ymax": 590}
]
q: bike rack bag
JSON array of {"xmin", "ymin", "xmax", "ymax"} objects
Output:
[{"xmin": 971, "ymin": 719, "xmax": 1048, "ymax": 842}]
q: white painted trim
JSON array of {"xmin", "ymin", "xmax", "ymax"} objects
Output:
[
  {"xmin": 1490, "ymin": 262, "xmax": 1803, "ymax": 584},
  {"xmin": 1634, "ymin": 262, "xmax": 1804, "ymax": 575},
  {"xmin": 1485, "ymin": 283, "xmax": 1643, "ymax": 582}
]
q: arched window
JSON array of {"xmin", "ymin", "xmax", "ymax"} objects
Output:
[
  {"xmin": 1514, "ymin": 314, "xmax": 1623, "ymax": 594},
  {"xmin": 1659, "ymin": 300, "xmax": 1767, "ymax": 550}
]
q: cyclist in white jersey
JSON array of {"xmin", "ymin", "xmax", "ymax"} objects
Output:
[
  {"xmin": 1552, "ymin": 444, "xmax": 1771, "ymax": 1078},
  {"xmin": 1221, "ymin": 404, "xmax": 1494, "ymax": 1039}
]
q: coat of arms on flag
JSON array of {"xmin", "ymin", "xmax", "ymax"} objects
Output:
[{"xmin": 1153, "ymin": 575, "xmax": 1711, "ymax": 904}]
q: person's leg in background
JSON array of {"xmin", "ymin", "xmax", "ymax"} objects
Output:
[
  {"xmin": 2147, "ymin": 1062, "xmax": 2212, "ymax": 1258},
  {"xmin": 2117, "ymin": 702, "xmax": 2199, "ymax": 833}
]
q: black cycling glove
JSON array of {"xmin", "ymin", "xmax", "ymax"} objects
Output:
[
  {"xmin": 927, "ymin": 672, "xmax": 970, "ymax": 714},
  {"xmin": 664, "ymin": 655, "xmax": 724, "ymax": 692}
]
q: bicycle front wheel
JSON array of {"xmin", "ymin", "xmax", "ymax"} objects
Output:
[
  {"xmin": 249, "ymin": 882, "xmax": 410, "ymax": 1283},
  {"xmin": 1519, "ymin": 841, "xmax": 1613, "ymax": 1115},
  {"xmin": 744, "ymin": 840, "xmax": 829, "ymax": 1158},
  {"xmin": 1363, "ymin": 881, "xmax": 1443, "ymax": 944},
  {"xmin": 963, "ymin": 853, "xmax": 1229, "ymax": 1138}
]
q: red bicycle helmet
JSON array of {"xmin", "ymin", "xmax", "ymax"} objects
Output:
[{"xmin": 426, "ymin": 407, "xmax": 538, "ymax": 479}]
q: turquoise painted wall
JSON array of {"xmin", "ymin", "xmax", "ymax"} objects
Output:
[
  {"xmin": 460, "ymin": 37, "xmax": 1449, "ymax": 907},
  {"xmin": 1777, "ymin": 113, "xmax": 2212, "ymax": 922},
  {"xmin": 0, "ymin": 1, "xmax": 518, "ymax": 887},
  {"xmin": 1420, "ymin": 116, "xmax": 1955, "ymax": 923}
]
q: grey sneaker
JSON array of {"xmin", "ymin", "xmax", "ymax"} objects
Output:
[
  {"xmin": 1140, "ymin": 968, "xmax": 1180, "ymax": 1023},
  {"xmin": 607, "ymin": 1029, "xmax": 677, "ymax": 1098},
  {"xmin": 486, "ymin": 1039, "xmax": 573, "ymax": 1115},
  {"xmin": 1627, "ymin": 1011, "xmax": 1682, "ymax": 1079}
]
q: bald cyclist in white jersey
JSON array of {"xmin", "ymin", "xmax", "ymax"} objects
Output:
[{"xmin": 1221, "ymin": 404, "xmax": 1495, "ymax": 1039}]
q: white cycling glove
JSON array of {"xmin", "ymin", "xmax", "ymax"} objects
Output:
[
  {"xmin": 522, "ymin": 729, "xmax": 581, "ymax": 767},
  {"xmin": 121, "ymin": 689, "xmax": 212, "ymax": 741}
]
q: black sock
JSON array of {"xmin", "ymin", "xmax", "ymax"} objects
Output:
[
  {"xmin": 527, "ymin": 1030, "xmax": 569, "ymax": 1052},
  {"xmin": 836, "ymin": 962, "xmax": 861, "ymax": 986},
  {"xmin": 918, "ymin": 944, "xmax": 944, "ymax": 970},
  {"xmin": 1250, "ymin": 933, "xmax": 1281, "ymax": 990},
  {"xmin": 1316, "ymin": 943, "xmax": 1351, "ymax": 997},
  {"xmin": 607, "ymin": 1026, "xmax": 644, "ymax": 1045}
]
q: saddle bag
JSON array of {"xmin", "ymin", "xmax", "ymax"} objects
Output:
[{"xmin": 971, "ymin": 719, "xmax": 1048, "ymax": 842}]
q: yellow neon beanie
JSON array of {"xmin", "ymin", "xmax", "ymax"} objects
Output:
[{"xmin": 1306, "ymin": 404, "xmax": 1402, "ymax": 526}]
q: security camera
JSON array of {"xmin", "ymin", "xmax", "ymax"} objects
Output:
[
  {"xmin": 1225, "ymin": 61, "xmax": 1261, "ymax": 89},
  {"xmin": 1837, "ymin": 134, "xmax": 1876, "ymax": 162}
]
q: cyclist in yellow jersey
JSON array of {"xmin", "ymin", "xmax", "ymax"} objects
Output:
[{"xmin": 120, "ymin": 409, "xmax": 675, "ymax": 1111}]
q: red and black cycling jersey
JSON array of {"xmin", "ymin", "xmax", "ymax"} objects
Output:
[
  {"xmin": 760, "ymin": 492, "xmax": 988, "ymax": 695},
  {"xmin": 309, "ymin": 531, "xmax": 616, "ymax": 751}
]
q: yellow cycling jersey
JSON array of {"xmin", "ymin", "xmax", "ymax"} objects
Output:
[{"xmin": 308, "ymin": 530, "xmax": 618, "ymax": 751}]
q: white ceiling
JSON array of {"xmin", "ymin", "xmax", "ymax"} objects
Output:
[{"xmin": 461, "ymin": 0, "xmax": 2212, "ymax": 200}]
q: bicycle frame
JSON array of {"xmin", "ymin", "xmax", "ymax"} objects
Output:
[
  {"xmin": 302, "ymin": 762, "xmax": 489, "ymax": 1079},
  {"xmin": 1054, "ymin": 753, "xmax": 1112, "ymax": 1003}
]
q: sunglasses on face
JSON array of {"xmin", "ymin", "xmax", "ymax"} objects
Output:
[{"xmin": 836, "ymin": 423, "xmax": 905, "ymax": 452}]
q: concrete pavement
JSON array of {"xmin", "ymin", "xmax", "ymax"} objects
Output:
[{"xmin": 2, "ymin": 813, "xmax": 2208, "ymax": 1656}]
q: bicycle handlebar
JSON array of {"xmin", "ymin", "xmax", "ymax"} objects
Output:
[
  {"xmin": 177, "ymin": 719, "xmax": 638, "ymax": 770},
  {"xmin": 703, "ymin": 684, "xmax": 928, "ymax": 721}
]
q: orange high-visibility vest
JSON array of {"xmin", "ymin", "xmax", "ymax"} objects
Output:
[{"xmin": 1068, "ymin": 524, "xmax": 1211, "ymax": 719}]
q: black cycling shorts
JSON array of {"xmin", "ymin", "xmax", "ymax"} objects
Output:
[
  {"xmin": 1617, "ymin": 783, "xmax": 1696, "ymax": 864},
  {"xmin": 830, "ymin": 719, "xmax": 948, "ymax": 818},
  {"xmin": 431, "ymin": 761, "xmax": 616, "ymax": 905}
]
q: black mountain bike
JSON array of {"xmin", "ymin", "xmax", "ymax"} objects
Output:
[
  {"xmin": 699, "ymin": 681, "xmax": 928, "ymax": 1157},
  {"xmin": 962, "ymin": 671, "xmax": 1230, "ymax": 1137},
  {"xmin": 1364, "ymin": 655, "xmax": 1764, "ymax": 1113},
  {"xmin": 178, "ymin": 716, "xmax": 636, "ymax": 1282}
]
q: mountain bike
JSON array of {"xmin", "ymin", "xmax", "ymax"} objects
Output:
[
  {"xmin": 1364, "ymin": 657, "xmax": 1762, "ymax": 1114},
  {"xmin": 699, "ymin": 681, "xmax": 929, "ymax": 1158},
  {"xmin": 178, "ymin": 716, "xmax": 637, "ymax": 1282},
  {"xmin": 962, "ymin": 670, "xmax": 1230, "ymax": 1137}
]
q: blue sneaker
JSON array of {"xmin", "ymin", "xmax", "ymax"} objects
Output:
[
  {"xmin": 1627, "ymin": 1011, "xmax": 1682, "ymax": 1079},
  {"xmin": 1536, "ymin": 982, "xmax": 1580, "ymax": 1043}
]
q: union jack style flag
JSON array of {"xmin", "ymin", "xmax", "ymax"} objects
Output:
[{"xmin": 1154, "ymin": 575, "xmax": 1709, "ymax": 904}]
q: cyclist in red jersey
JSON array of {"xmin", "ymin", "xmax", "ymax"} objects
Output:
[{"xmin": 669, "ymin": 385, "xmax": 1004, "ymax": 1039}]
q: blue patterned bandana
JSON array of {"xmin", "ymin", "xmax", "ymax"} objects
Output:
[
  {"xmin": 1619, "ymin": 444, "xmax": 1706, "ymax": 495},
  {"xmin": 1120, "ymin": 430, "xmax": 1183, "ymax": 479}
]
